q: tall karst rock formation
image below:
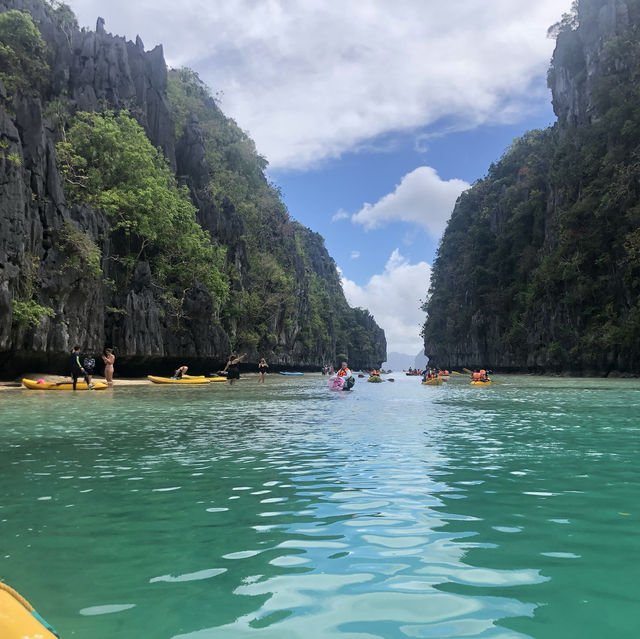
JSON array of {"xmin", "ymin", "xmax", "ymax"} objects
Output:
[
  {"xmin": 0, "ymin": 0, "xmax": 386, "ymax": 376},
  {"xmin": 423, "ymin": 0, "xmax": 640, "ymax": 374}
]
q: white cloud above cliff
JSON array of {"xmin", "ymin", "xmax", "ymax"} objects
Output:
[
  {"xmin": 66, "ymin": 0, "xmax": 564, "ymax": 170},
  {"xmin": 340, "ymin": 250, "xmax": 431, "ymax": 354},
  {"xmin": 351, "ymin": 166, "xmax": 470, "ymax": 238}
]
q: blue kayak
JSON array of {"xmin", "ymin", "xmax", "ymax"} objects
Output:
[{"xmin": 279, "ymin": 371, "xmax": 304, "ymax": 376}]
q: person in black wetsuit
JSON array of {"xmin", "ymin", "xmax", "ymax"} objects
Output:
[
  {"xmin": 222, "ymin": 353, "xmax": 246, "ymax": 385},
  {"xmin": 69, "ymin": 346, "xmax": 91, "ymax": 390}
]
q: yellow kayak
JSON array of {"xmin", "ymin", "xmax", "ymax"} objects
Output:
[
  {"xmin": 367, "ymin": 375, "xmax": 382, "ymax": 383},
  {"xmin": 470, "ymin": 380, "xmax": 493, "ymax": 386},
  {"xmin": 0, "ymin": 582, "xmax": 58, "ymax": 639},
  {"xmin": 148, "ymin": 375, "xmax": 211, "ymax": 384},
  {"xmin": 187, "ymin": 375, "xmax": 227, "ymax": 382},
  {"xmin": 421, "ymin": 377, "xmax": 443, "ymax": 386},
  {"xmin": 22, "ymin": 378, "xmax": 108, "ymax": 390}
]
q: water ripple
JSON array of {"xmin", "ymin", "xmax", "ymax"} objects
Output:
[{"xmin": 1, "ymin": 375, "xmax": 639, "ymax": 638}]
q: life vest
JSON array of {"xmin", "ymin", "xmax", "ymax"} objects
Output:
[
  {"xmin": 337, "ymin": 368, "xmax": 350, "ymax": 377},
  {"xmin": 472, "ymin": 371, "xmax": 481, "ymax": 380}
]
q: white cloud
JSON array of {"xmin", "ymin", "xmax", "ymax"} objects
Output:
[
  {"xmin": 350, "ymin": 250, "xmax": 360, "ymax": 259},
  {"xmin": 351, "ymin": 166, "xmax": 470, "ymax": 238},
  {"xmin": 340, "ymin": 250, "xmax": 431, "ymax": 354},
  {"xmin": 65, "ymin": 0, "xmax": 564, "ymax": 170},
  {"xmin": 331, "ymin": 209, "xmax": 349, "ymax": 222}
]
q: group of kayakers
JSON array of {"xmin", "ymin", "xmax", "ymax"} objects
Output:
[
  {"xmin": 407, "ymin": 367, "xmax": 449, "ymax": 376},
  {"xmin": 421, "ymin": 368, "xmax": 438, "ymax": 381},
  {"xmin": 66, "ymin": 349, "xmax": 495, "ymax": 389},
  {"xmin": 420, "ymin": 368, "xmax": 450, "ymax": 381},
  {"xmin": 32, "ymin": 353, "xmax": 498, "ymax": 392},
  {"xmin": 471, "ymin": 368, "xmax": 490, "ymax": 382}
]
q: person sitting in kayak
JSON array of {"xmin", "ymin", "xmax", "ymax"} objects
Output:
[
  {"xmin": 337, "ymin": 362, "xmax": 355, "ymax": 390},
  {"xmin": 337, "ymin": 362, "xmax": 351, "ymax": 377},
  {"xmin": 173, "ymin": 365, "xmax": 188, "ymax": 379},
  {"xmin": 472, "ymin": 369, "xmax": 490, "ymax": 381}
]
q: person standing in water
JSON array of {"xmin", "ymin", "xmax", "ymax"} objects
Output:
[
  {"xmin": 102, "ymin": 348, "xmax": 115, "ymax": 386},
  {"xmin": 258, "ymin": 358, "xmax": 269, "ymax": 383},
  {"xmin": 222, "ymin": 353, "xmax": 246, "ymax": 385}
]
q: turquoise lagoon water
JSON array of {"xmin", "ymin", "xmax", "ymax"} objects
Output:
[{"xmin": 0, "ymin": 374, "xmax": 638, "ymax": 638}]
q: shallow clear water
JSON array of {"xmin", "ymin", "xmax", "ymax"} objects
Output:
[{"xmin": 1, "ymin": 374, "xmax": 638, "ymax": 638}]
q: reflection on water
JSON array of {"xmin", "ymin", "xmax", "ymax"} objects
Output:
[{"xmin": 1, "ymin": 375, "xmax": 639, "ymax": 638}]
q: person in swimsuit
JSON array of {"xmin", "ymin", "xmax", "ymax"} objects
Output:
[
  {"xmin": 222, "ymin": 353, "xmax": 246, "ymax": 385},
  {"xmin": 102, "ymin": 348, "xmax": 115, "ymax": 386},
  {"xmin": 173, "ymin": 365, "xmax": 189, "ymax": 379},
  {"xmin": 258, "ymin": 358, "xmax": 268, "ymax": 383}
]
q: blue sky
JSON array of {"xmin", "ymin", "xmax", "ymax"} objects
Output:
[
  {"xmin": 270, "ymin": 114, "xmax": 556, "ymax": 283},
  {"xmin": 66, "ymin": 0, "xmax": 567, "ymax": 354}
]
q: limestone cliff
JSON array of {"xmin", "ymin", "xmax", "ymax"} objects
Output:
[
  {"xmin": 549, "ymin": 0, "xmax": 640, "ymax": 126},
  {"xmin": 423, "ymin": 0, "xmax": 640, "ymax": 375},
  {"xmin": 0, "ymin": 0, "xmax": 386, "ymax": 377}
]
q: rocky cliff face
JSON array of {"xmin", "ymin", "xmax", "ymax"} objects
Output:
[
  {"xmin": 550, "ymin": 0, "xmax": 640, "ymax": 126},
  {"xmin": 0, "ymin": 0, "xmax": 386, "ymax": 377},
  {"xmin": 423, "ymin": 0, "xmax": 640, "ymax": 375}
]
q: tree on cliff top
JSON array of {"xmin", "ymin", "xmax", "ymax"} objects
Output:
[
  {"xmin": 0, "ymin": 9, "xmax": 49, "ymax": 92},
  {"xmin": 547, "ymin": 1, "xmax": 579, "ymax": 39}
]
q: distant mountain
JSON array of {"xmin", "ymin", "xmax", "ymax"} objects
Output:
[
  {"xmin": 414, "ymin": 351, "xmax": 429, "ymax": 370},
  {"xmin": 383, "ymin": 350, "xmax": 428, "ymax": 370}
]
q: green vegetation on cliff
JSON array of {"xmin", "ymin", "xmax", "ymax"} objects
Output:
[
  {"xmin": 0, "ymin": 0, "xmax": 385, "ymax": 369},
  {"xmin": 56, "ymin": 110, "xmax": 229, "ymax": 314},
  {"xmin": 167, "ymin": 68, "xmax": 385, "ymax": 364},
  {"xmin": 0, "ymin": 9, "xmax": 48, "ymax": 92},
  {"xmin": 423, "ymin": 12, "xmax": 640, "ymax": 372}
]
